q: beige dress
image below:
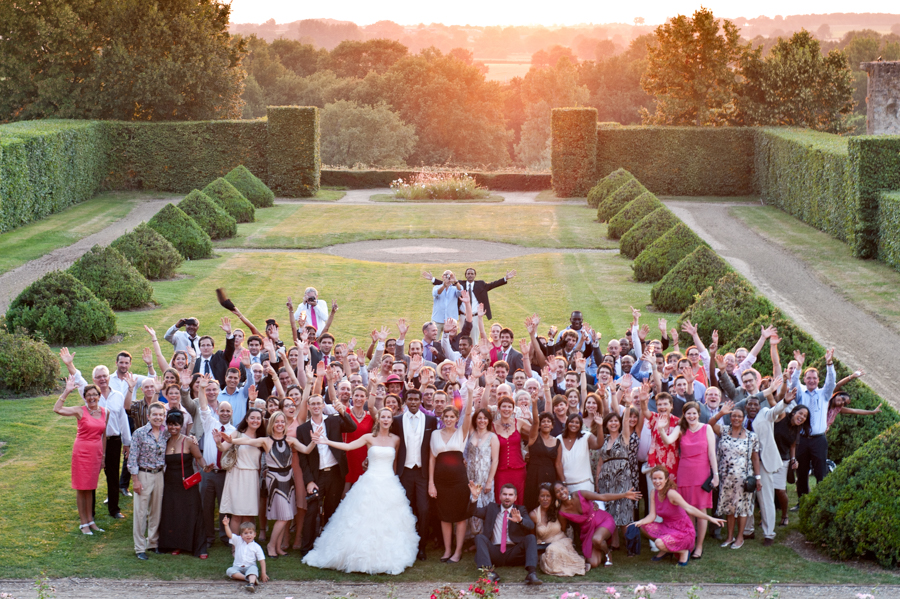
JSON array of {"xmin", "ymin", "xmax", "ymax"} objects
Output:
[
  {"xmin": 532, "ymin": 508, "xmax": 587, "ymax": 576},
  {"xmin": 220, "ymin": 432, "xmax": 262, "ymax": 516}
]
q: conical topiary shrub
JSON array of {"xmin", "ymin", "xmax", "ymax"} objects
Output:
[
  {"xmin": 587, "ymin": 168, "xmax": 634, "ymax": 209},
  {"xmin": 633, "ymin": 222, "xmax": 706, "ymax": 283},
  {"xmin": 5, "ymin": 271, "xmax": 117, "ymax": 345},
  {"xmin": 147, "ymin": 203, "xmax": 213, "ymax": 260},
  {"xmin": 0, "ymin": 326, "xmax": 60, "ymax": 395},
  {"xmin": 111, "ymin": 223, "xmax": 184, "ymax": 280},
  {"xmin": 619, "ymin": 207, "xmax": 680, "ymax": 259},
  {"xmin": 608, "ymin": 192, "xmax": 665, "ymax": 240},
  {"xmin": 68, "ymin": 245, "xmax": 155, "ymax": 310},
  {"xmin": 650, "ymin": 245, "xmax": 733, "ymax": 313},
  {"xmin": 179, "ymin": 190, "xmax": 237, "ymax": 240},
  {"xmin": 597, "ymin": 178, "xmax": 647, "ymax": 223},
  {"xmin": 225, "ymin": 165, "xmax": 275, "ymax": 208},
  {"xmin": 202, "ymin": 178, "xmax": 256, "ymax": 223}
]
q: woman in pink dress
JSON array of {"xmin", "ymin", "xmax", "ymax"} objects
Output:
[
  {"xmin": 634, "ymin": 466, "xmax": 725, "ymax": 566},
  {"xmin": 53, "ymin": 375, "xmax": 109, "ymax": 535}
]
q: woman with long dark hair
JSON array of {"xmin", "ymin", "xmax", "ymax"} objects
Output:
[
  {"xmin": 215, "ymin": 407, "xmax": 265, "ymax": 538},
  {"xmin": 774, "ymin": 404, "xmax": 810, "ymax": 526},
  {"xmin": 555, "ymin": 413, "xmax": 600, "ymax": 494},
  {"xmin": 531, "ymin": 483, "xmax": 587, "ymax": 576},
  {"xmin": 158, "ymin": 411, "xmax": 208, "ymax": 558},
  {"xmin": 465, "ymin": 407, "xmax": 498, "ymax": 539}
]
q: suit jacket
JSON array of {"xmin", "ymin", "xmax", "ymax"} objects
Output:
[
  {"xmin": 192, "ymin": 335, "xmax": 235, "ymax": 388},
  {"xmin": 468, "ymin": 500, "xmax": 536, "ymax": 543},
  {"xmin": 433, "ymin": 277, "xmax": 508, "ymax": 321},
  {"xmin": 753, "ymin": 400, "xmax": 787, "ymax": 473},
  {"xmin": 296, "ymin": 411, "xmax": 357, "ymax": 482},
  {"xmin": 391, "ymin": 411, "xmax": 438, "ymax": 478},
  {"xmin": 394, "ymin": 341, "xmax": 438, "ymax": 372},
  {"xmin": 493, "ymin": 347, "xmax": 524, "ymax": 382}
]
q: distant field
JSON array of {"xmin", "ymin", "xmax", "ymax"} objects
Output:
[{"xmin": 482, "ymin": 62, "xmax": 531, "ymax": 82}]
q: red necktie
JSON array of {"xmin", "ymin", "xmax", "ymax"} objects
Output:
[
  {"xmin": 500, "ymin": 510, "xmax": 508, "ymax": 553},
  {"xmin": 215, "ymin": 426, "xmax": 224, "ymax": 469},
  {"xmin": 310, "ymin": 307, "xmax": 318, "ymax": 329}
]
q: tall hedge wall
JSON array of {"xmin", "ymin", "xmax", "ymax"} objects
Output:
[
  {"xmin": 878, "ymin": 191, "xmax": 900, "ymax": 271},
  {"xmin": 0, "ymin": 121, "xmax": 110, "ymax": 233},
  {"xmin": 849, "ymin": 136, "xmax": 900, "ymax": 259},
  {"xmin": 551, "ymin": 108, "xmax": 598, "ymax": 198},
  {"xmin": 267, "ymin": 106, "xmax": 320, "ymax": 198},
  {"xmin": 595, "ymin": 126, "xmax": 755, "ymax": 196}
]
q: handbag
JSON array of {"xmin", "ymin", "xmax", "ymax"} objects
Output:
[
  {"xmin": 701, "ymin": 471, "xmax": 715, "ymax": 493},
  {"xmin": 181, "ymin": 439, "xmax": 202, "ymax": 489},
  {"xmin": 741, "ymin": 433, "xmax": 757, "ymax": 493},
  {"xmin": 787, "ymin": 460, "xmax": 796, "ymax": 485}
]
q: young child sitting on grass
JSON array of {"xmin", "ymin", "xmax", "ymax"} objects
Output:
[{"xmin": 223, "ymin": 516, "xmax": 268, "ymax": 593}]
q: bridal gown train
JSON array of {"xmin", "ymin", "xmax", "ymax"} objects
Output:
[{"xmin": 302, "ymin": 445, "xmax": 419, "ymax": 575}]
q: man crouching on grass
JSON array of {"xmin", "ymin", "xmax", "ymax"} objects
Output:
[{"xmin": 223, "ymin": 516, "xmax": 267, "ymax": 593}]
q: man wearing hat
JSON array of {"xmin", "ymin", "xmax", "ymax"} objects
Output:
[{"xmin": 165, "ymin": 317, "xmax": 201, "ymax": 355}]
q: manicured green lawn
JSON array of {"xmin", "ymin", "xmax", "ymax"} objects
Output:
[
  {"xmin": 213, "ymin": 204, "xmax": 617, "ymax": 250},
  {"xmin": 370, "ymin": 193, "xmax": 505, "ymax": 203}
]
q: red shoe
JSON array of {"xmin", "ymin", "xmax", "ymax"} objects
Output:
[
  {"xmin": 171, "ymin": 550, "xmax": 181, "ymax": 555},
  {"xmin": 199, "ymin": 554, "xmax": 208, "ymax": 560}
]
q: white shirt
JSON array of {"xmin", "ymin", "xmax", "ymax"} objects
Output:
[
  {"xmin": 199, "ymin": 407, "xmax": 236, "ymax": 467},
  {"xmin": 109, "ymin": 371, "xmax": 149, "ymax": 405},
  {"xmin": 402, "ymin": 409, "xmax": 425, "ymax": 469},
  {"xmin": 492, "ymin": 505, "xmax": 516, "ymax": 546},
  {"xmin": 294, "ymin": 299, "xmax": 329, "ymax": 337},
  {"xmin": 230, "ymin": 534, "xmax": 265, "ymax": 569},
  {"xmin": 312, "ymin": 417, "xmax": 338, "ymax": 469},
  {"xmin": 164, "ymin": 325, "xmax": 201, "ymax": 355},
  {"xmin": 199, "ymin": 357, "xmax": 213, "ymax": 376},
  {"xmin": 74, "ymin": 370, "xmax": 131, "ymax": 446}
]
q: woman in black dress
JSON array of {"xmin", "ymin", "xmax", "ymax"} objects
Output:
[
  {"xmin": 524, "ymin": 391, "xmax": 560, "ymax": 512},
  {"xmin": 158, "ymin": 411, "xmax": 208, "ymax": 558}
]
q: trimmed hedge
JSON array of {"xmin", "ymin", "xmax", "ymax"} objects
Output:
[
  {"xmin": 5, "ymin": 271, "xmax": 117, "ymax": 345},
  {"xmin": 650, "ymin": 245, "xmax": 733, "ymax": 313},
  {"xmin": 0, "ymin": 324, "xmax": 60, "ymax": 396},
  {"xmin": 551, "ymin": 108, "xmax": 598, "ymax": 198},
  {"xmin": 800, "ymin": 422, "xmax": 900, "ymax": 567},
  {"xmin": 0, "ymin": 120, "xmax": 110, "ymax": 233},
  {"xmin": 608, "ymin": 192, "xmax": 664, "ymax": 240},
  {"xmin": 849, "ymin": 136, "xmax": 900, "ymax": 259},
  {"xmin": 724, "ymin": 313, "xmax": 823, "ymax": 377},
  {"xmin": 633, "ymin": 222, "xmax": 706, "ymax": 283},
  {"xmin": 68, "ymin": 245, "xmax": 155, "ymax": 310},
  {"xmin": 201, "ymin": 178, "xmax": 255, "ymax": 224},
  {"xmin": 225, "ymin": 165, "xmax": 275, "ymax": 208},
  {"xmin": 596, "ymin": 178, "xmax": 648, "ymax": 222},
  {"xmin": 587, "ymin": 168, "xmax": 634, "ymax": 209},
  {"xmin": 619, "ymin": 207, "xmax": 680, "ymax": 259},
  {"xmin": 321, "ymin": 169, "xmax": 551, "ymax": 191},
  {"xmin": 595, "ymin": 126, "xmax": 755, "ymax": 195},
  {"xmin": 147, "ymin": 204, "xmax": 213, "ymax": 260},
  {"xmin": 268, "ymin": 106, "xmax": 320, "ymax": 198},
  {"xmin": 111, "ymin": 223, "xmax": 183, "ymax": 280},
  {"xmin": 878, "ymin": 191, "xmax": 900, "ymax": 271},
  {"xmin": 677, "ymin": 272, "xmax": 775, "ymax": 349},
  {"xmin": 179, "ymin": 190, "xmax": 237, "ymax": 240}
]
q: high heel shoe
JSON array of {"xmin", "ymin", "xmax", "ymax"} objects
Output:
[
  {"xmin": 87, "ymin": 521, "xmax": 105, "ymax": 533},
  {"xmin": 79, "ymin": 524, "xmax": 93, "ymax": 535}
]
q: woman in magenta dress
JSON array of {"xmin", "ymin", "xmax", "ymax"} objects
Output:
[
  {"xmin": 633, "ymin": 466, "xmax": 725, "ymax": 566},
  {"xmin": 553, "ymin": 481, "xmax": 641, "ymax": 568},
  {"xmin": 344, "ymin": 386, "xmax": 376, "ymax": 490},
  {"xmin": 53, "ymin": 375, "xmax": 108, "ymax": 535},
  {"xmin": 493, "ymin": 394, "xmax": 529, "ymax": 502}
]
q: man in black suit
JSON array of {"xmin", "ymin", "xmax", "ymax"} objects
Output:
[
  {"xmin": 494, "ymin": 328, "xmax": 524, "ymax": 382},
  {"xmin": 296, "ymin": 394, "xmax": 357, "ymax": 552},
  {"xmin": 191, "ymin": 317, "xmax": 236, "ymax": 388},
  {"xmin": 426, "ymin": 267, "xmax": 516, "ymax": 342},
  {"xmin": 390, "ymin": 388, "xmax": 437, "ymax": 560},
  {"xmin": 468, "ymin": 482, "xmax": 542, "ymax": 585}
]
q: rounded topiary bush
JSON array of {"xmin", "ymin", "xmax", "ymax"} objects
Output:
[
  {"xmin": 68, "ymin": 245, "xmax": 155, "ymax": 310},
  {"xmin": 633, "ymin": 222, "xmax": 706, "ymax": 283},
  {"xmin": 179, "ymin": 190, "xmax": 237, "ymax": 240},
  {"xmin": 800, "ymin": 422, "xmax": 900, "ymax": 567},
  {"xmin": 587, "ymin": 168, "xmax": 634, "ymax": 209},
  {"xmin": 724, "ymin": 313, "xmax": 821, "ymax": 377},
  {"xmin": 608, "ymin": 191, "xmax": 664, "ymax": 240},
  {"xmin": 620, "ymin": 207, "xmax": 679, "ymax": 259},
  {"xmin": 147, "ymin": 204, "xmax": 213, "ymax": 260},
  {"xmin": 0, "ymin": 323, "xmax": 60, "ymax": 395},
  {"xmin": 6, "ymin": 271, "xmax": 117, "ymax": 345},
  {"xmin": 650, "ymin": 245, "xmax": 733, "ymax": 313},
  {"xmin": 677, "ymin": 272, "xmax": 775, "ymax": 349},
  {"xmin": 111, "ymin": 223, "xmax": 184, "ymax": 280},
  {"xmin": 202, "ymin": 178, "xmax": 256, "ymax": 223},
  {"xmin": 225, "ymin": 165, "xmax": 275, "ymax": 208},
  {"xmin": 597, "ymin": 178, "xmax": 647, "ymax": 223}
]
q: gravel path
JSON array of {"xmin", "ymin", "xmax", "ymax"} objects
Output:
[
  {"xmin": 665, "ymin": 200, "xmax": 899, "ymax": 408},
  {"xmin": 0, "ymin": 198, "xmax": 174, "ymax": 314}
]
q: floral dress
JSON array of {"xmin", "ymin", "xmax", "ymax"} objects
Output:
[
  {"xmin": 717, "ymin": 425, "xmax": 760, "ymax": 518},
  {"xmin": 596, "ymin": 433, "xmax": 634, "ymax": 526},
  {"xmin": 465, "ymin": 432, "xmax": 495, "ymax": 537},
  {"xmin": 628, "ymin": 431, "xmax": 640, "ymax": 491},
  {"xmin": 648, "ymin": 412, "xmax": 680, "ymax": 482}
]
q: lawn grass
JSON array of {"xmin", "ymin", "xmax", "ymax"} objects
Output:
[
  {"xmin": 660, "ymin": 195, "xmax": 762, "ymax": 204},
  {"xmin": 370, "ymin": 193, "xmax": 505, "ymax": 203},
  {"xmin": 534, "ymin": 189, "xmax": 584, "ymax": 202},
  {"xmin": 213, "ymin": 204, "xmax": 617, "ymax": 250},
  {"xmin": 730, "ymin": 205, "xmax": 900, "ymax": 336},
  {"xmin": 0, "ymin": 192, "xmax": 169, "ymax": 275},
  {"xmin": 295, "ymin": 188, "xmax": 346, "ymax": 201}
]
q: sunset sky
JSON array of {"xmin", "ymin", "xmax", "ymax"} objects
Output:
[{"xmin": 228, "ymin": 0, "xmax": 899, "ymax": 26}]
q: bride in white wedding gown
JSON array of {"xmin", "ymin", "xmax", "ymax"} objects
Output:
[{"xmin": 303, "ymin": 407, "xmax": 419, "ymax": 575}]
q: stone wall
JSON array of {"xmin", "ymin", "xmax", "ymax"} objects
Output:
[{"xmin": 862, "ymin": 61, "xmax": 900, "ymax": 135}]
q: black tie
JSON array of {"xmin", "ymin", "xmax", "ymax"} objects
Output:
[{"xmin": 204, "ymin": 359, "xmax": 211, "ymax": 375}]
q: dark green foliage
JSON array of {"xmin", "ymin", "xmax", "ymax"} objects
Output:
[
  {"xmin": 619, "ymin": 206, "xmax": 680, "ymax": 259},
  {"xmin": 596, "ymin": 178, "xmax": 648, "ymax": 222},
  {"xmin": 321, "ymin": 169, "xmax": 550, "ymax": 190},
  {"xmin": 725, "ymin": 314, "xmax": 823, "ymax": 377},
  {"xmin": 267, "ymin": 106, "xmax": 320, "ymax": 198},
  {"xmin": 201, "ymin": 178, "xmax": 255, "ymax": 224},
  {"xmin": 800, "ymin": 422, "xmax": 900, "ymax": 567},
  {"xmin": 146, "ymin": 204, "xmax": 212, "ymax": 260},
  {"xmin": 178, "ymin": 190, "xmax": 237, "ymax": 240},
  {"xmin": 0, "ymin": 121, "xmax": 109, "ymax": 233},
  {"xmin": 595, "ymin": 126, "xmax": 756, "ymax": 195},
  {"xmin": 0, "ymin": 324, "xmax": 60, "ymax": 395},
  {"xmin": 225, "ymin": 165, "xmax": 275, "ymax": 208},
  {"xmin": 586, "ymin": 168, "xmax": 634, "ymax": 208},
  {"xmin": 111, "ymin": 223, "xmax": 183, "ymax": 280},
  {"xmin": 878, "ymin": 191, "xmax": 900, "ymax": 271},
  {"xmin": 849, "ymin": 136, "xmax": 900, "ymax": 259},
  {"xmin": 551, "ymin": 108, "xmax": 598, "ymax": 197},
  {"xmin": 650, "ymin": 245, "xmax": 733, "ymax": 313},
  {"xmin": 5, "ymin": 271, "xmax": 117, "ymax": 345},
  {"xmin": 608, "ymin": 191, "xmax": 664, "ymax": 239},
  {"xmin": 68, "ymin": 245, "xmax": 155, "ymax": 310},
  {"xmin": 633, "ymin": 222, "xmax": 706, "ymax": 282},
  {"xmin": 677, "ymin": 272, "xmax": 775, "ymax": 349}
]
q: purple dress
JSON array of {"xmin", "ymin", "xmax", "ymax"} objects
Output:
[
  {"xmin": 560, "ymin": 491, "xmax": 616, "ymax": 558},
  {"xmin": 676, "ymin": 425, "xmax": 712, "ymax": 509},
  {"xmin": 643, "ymin": 489, "xmax": 696, "ymax": 552}
]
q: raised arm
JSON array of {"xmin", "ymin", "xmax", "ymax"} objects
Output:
[
  {"xmin": 461, "ymin": 377, "xmax": 477, "ymax": 438},
  {"xmin": 769, "ymin": 334, "xmax": 783, "ymax": 381},
  {"xmin": 707, "ymin": 400, "xmax": 733, "ymax": 436},
  {"xmin": 822, "ymin": 348, "xmax": 836, "ymax": 398},
  {"xmin": 286, "ymin": 436, "xmax": 316, "ymax": 455},
  {"xmin": 833, "ymin": 369, "xmax": 864, "ymax": 394},
  {"xmin": 53, "ymin": 376, "xmax": 84, "ymax": 418},
  {"xmin": 318, "ymin": 300, "xmax": 337, "ymax": 338},
  {"xmin": 231, "ymin": 307, "xmax": 262, "ymax": 338},
  {"xmin": 313, "ymin": 431, "xmax": 370, "ymax": 453}
]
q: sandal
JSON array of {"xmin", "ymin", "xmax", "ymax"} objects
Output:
[
  {"xmin": 79, "ymin": 523, "xmax": 93, "ymax": 536},
  {"xmin": 87, "ymin": 521, "xmax": 105, "ymax": 533},
  {"xmin": 604, "ymin": 553, "xmax": 613, "ymax": 567},
  {"xmin": 779, "ymin": 517, "xmax": 789, "ymax": 526}
]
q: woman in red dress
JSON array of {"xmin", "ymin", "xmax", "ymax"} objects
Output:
[
  {"xmin": 640, "ymin": 386, "xmax": 680, "ymax": 482},
  {"xmin": 53, "ymin": 375, "xmax": 109, "ymax": 535},
  {"xmin": 344, "ymin": 386, "xmax": 377, "ymax": 492}
]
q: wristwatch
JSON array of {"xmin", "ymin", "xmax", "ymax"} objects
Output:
[{"xmin": 755, "ymin": 475, "xmax": 761, "ymax": 480}]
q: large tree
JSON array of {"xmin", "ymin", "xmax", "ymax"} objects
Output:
[
  {"xmin": 641, "ymin": 7, "xmax": 748, "ymax": 125},
  {"xmin": 320, "ymin": 100, "xmax": 417, "ymax": 167}
]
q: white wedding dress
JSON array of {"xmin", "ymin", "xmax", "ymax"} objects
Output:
[{"xmin": 302, "ymin": 445, "xmax": 419, "ymax": 575}]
